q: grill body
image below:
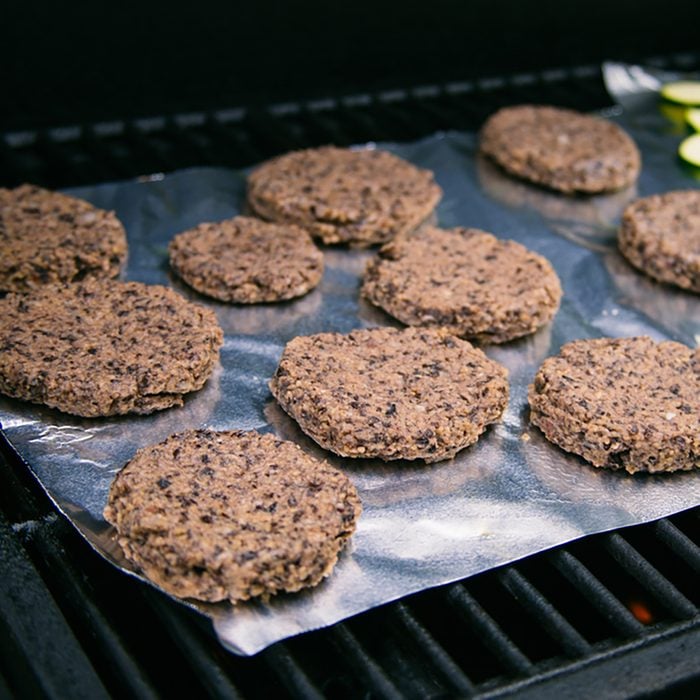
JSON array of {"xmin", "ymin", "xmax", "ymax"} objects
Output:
[{"xmin": 1, "ymin": 51, "xmax": 700, "ymax": 699}]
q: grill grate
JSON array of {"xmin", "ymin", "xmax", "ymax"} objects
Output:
[{"xmin": 1, "ymin": 54, "xmax": 700, "ymax": 698}]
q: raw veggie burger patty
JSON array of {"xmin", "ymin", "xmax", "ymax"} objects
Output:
[
  {"xmin": 104, "ymin": 429, "xmax": 361, "ymax": 603},
  {"xmin": 246, "ymin": 146, "xmax": 442, "ymax": 246},
  {"xmin": 528, "ymin": 336, "xmax": 700, "ymax": 474},
  {"xmin": 270, "ymin": 326, "xmax": 509, "ymax": 463},
  {"xmin": 361, "ymin": 226, "xmax": 562, "ymax": 343},
  {"xmin": 618, "ymin": 190, "xmax": 700, "ymax": 293},
  {"xmin": 0, "ymin": 279, "xmax": 223, "ymax": 417},
  {"xmin": 169, "ymin": 215, "xmax": 323, "ymax": 303},
  {"xmin": 479, "ymin": 105, "xmax": 641, "ymax": 193},
  {"xmin": 0, "ymin": 184, "xmax": 128, "ymax": 292}
]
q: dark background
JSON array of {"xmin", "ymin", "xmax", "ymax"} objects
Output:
[{"xmin": 3, "ymin": 0, "xmax": 700, "ymax": 132}]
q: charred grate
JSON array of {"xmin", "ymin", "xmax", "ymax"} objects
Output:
[
  {"xmin": 0, "ymin": 61, "xmax": 635, "ymax": 189},
  {"xmin": 1, "ymin": 53, "xmax": 700, "ymax": 699}
]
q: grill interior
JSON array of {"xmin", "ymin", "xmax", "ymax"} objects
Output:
[{"xmin": 1, "ymin": 54, "xmax": 700, "ymax": 699}]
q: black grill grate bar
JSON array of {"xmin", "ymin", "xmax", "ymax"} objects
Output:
[
  {"xmin": 262, "ymin": 645, "xmax": 325, "ymax": 700},
  {"xmin": 364, "ymin": 102, "xmax": 435, "ymax": 142},
  {"xmin": 298, "ymin": 109, "xmax": 356, "ymax": 146},
  {"xmin": 0, "ymin": 138, "xmax": 31, "ymax": 186},
  {"xmin": 548, "ymin": 549, "xmax": 645, "ymax": 637},
  {"xmin": 33, "ymin": 135, "xmax": 89, "ymax": 186},
  {"xmin": 0, "ymin": 514, "xmax": 110, "ymax": 700},
  {"xmin": 81, "ymin": 127, "xmax": 138, "ymax": 181},
  {"xmin": 445, "ymin": 583, "xmax": 534, "ymax": 676},
  {"xmin": 404, "ymin": 98, "xmax": 472, "ymax": 133},
  {"xmin": 25, "ymin": 519, "xmax": 160, "ymax": 700},
  {"xmin": 145, "ymin": 591, "xmax": 245, "ymax": 700},
  {"xmin": 161, "ymin": 118, "xmax": 219, "ymax": 166},
  {"xmin": 204, "ymin": 118, "xmax": 265, "ymax": 167},
  {"xmin": 391, "ymin": 601, "xmax": 475, "ymax": 696},
  {"xmin": 329, "ymin": 624, "xmax": 405, "ymax": 700},
  {"xmin": 330, "ymin": 106, "xmax": 396, "ymax": 144},
  {"xmin": 0, "ymin": 436, "xmax": 51, "ymax": 524},
  {"xmin": 653, "ymin": 519, "xmax": 700, "ymax": 575},
  {"xmin": 497, "ymin": 569, "xmax": 591, "ymax": 659},
  {"xmin": 242, "ymin": 109, "xmax": 308, "ymax": 158},
  {"xmin": 123, "ymin": 124, "xmax": 178, "ymax": 173},
  {"xmin": 604, "ymin": 533, "xmax": 698, "ymax": 620},
  {"xmin": 0, "ymin": 668, "xmax": 12, "ymax": 699}
]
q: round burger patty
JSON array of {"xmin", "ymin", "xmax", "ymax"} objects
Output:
[
  {"xmin": 528, "ymin": 336, "xmax": 700, "ymax": 474},
  {"xmin": 247, "ymin": 146, "xmax": 442, "ymax": 246},
  {"xmin": 269, "ymin": 326, "xmax": 509, "ymax": 463},
  {"xmin": 0, "ymin": 279, "xmax": 223, "ymax": 417},
  {"xmin": 479, "ymin": 105, "xmax": 641, "ymax": 194},
  {"xmin": 104, "ymin": 428, "xmax": 361, "ymax": 603}
]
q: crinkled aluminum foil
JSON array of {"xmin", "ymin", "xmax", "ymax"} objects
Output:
[{"xmin": 1, "ymin": 67, "xmax": 699, "ymax": 654}]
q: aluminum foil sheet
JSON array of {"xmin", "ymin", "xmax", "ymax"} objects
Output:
[{"xmin": 1, "ymin": 69, "xmax": 699, "ymax": 655}]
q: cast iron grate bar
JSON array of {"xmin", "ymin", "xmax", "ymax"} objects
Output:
[
  {"xmin": 123, "ymin": 124, "xmax": 178, "ymax": 173},
  {"xmin": 80, "ymin": 127, "xmax": 136, "ymax": 181},
  {"xmin": 548, "ymin": 549, "xmax": 645, "ymax": 637},
  {"xmin": 353, "ymin": 605, "xmax": 460, "ymax": 699},
  {"xmin": 0, "ymin": 513, "xmax": 110, "ymax": 700},
  {"xmin": 332, "ymin": 105, "xmax": 396, "ymax": 145},
  {"xmin": 242, "ymin": 109, "xmax": 306, "ymax": 158},
  {"xmin": 603, "ymin": 533, "xmax": 697, "ymax": 620},
  {"xmin": 0, "ymin": 669, "xmax": 12, "ymax": 700},
  {"xmin": 299, "ymin": 110, "xmax": 355, "ymax": 146},
  {"xmin": 391, "ymin": 601, "xmax": 475, "ymax": 696},
  {"xmin": 33, "ymin": 135, "xmax": 87, "ymax": 186},
  {"xmin": 653, "ymin": 519, "xmax": 700, "ymax": 575},
  {"xmin": 262, "ymin": 645, "xmax": 325, "ymax": 700},
  {"xmin": 497, "ymin": 568, "xmax": 591, "ymax": 659},
  {"xmin": 205, "ymin": 117, "xmax": 264, "ymax": 167},
  {"xmin": 329, "ymin": 624, "xmax": 404, "ymax": 700},
  {"xmin": 20, "ymin": 517, "xmax": 163, "ymax": 700},
  {"xmin": 445, "ymin": 583, "xmax": 534, "ymax": 676},
  {"xmin": 0, "ymin": 437, "xmax": 50, "ymax": 524},
  {"xmin": 145, "ymin": 591, "xmax": 245, "ymax": 699},
  {"xmin": 161, "ymin": 118, "xmax": 217, "ymax": 166},
  {"xmin": 366, "ymin": 102, "xmax": 434, "ymax": 141}
]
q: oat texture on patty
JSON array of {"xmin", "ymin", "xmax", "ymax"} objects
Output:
[
  {"xmin": 246, "ymin": 146, "xmax": 442, "ymax": 246},
  {"xmin": 479, "ymin": 105, "xmax": 641, "ymax": 194},
  {"xmin": 0, "ymin": 279, "xmax": 223, "ymax": 417},
  {"xmin": 528, "ymin": 336, "xmax": 700, "ymax": 474},
  {"xmin": 0, "ymin": 184, "xmax": 128, "ymax": 292},
  {"xmin": 269, "ymin": 326, "xmax": 509, "ymax": 463},
  {"xmin": 361, "ymin": 226, "xmax": 562, "ymax": 343},
  {"xmin": 104, "ymin": 429, "xmax": 361, "ymax": 603},
  {"xmin": 169, "ymin": 215, "xmax": 323, "ymax": 302},
  {"xmin": 618, "ymin": 190, "xmax": 700, "ymax": 293}
]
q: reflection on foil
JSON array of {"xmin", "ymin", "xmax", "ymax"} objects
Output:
[
  {"xmin": 604, "ymin": 251, "xmax": 700, "ymax": 343},
  {"xmin": 475, "ymin": 152, "xmax": 637, "ymax": 251},
  {"xmin": 1, "ymin": 105, "xmax": 699, "ymax": 655}
]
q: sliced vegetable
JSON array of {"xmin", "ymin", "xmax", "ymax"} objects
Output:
[
  {"xmin": 687, "ymin": 107, "xmax": 700, "ymax": 132},
  {"xmin": 659, "ymin": 102, "xmax": 690, "ymax": 130},
  {"xmin": 679, "ymin": 133, "xmax": 700, "ymax": 167},
  {"xmin": 661, "ymin": 81, "xmax": 700, "ymax": 106}
]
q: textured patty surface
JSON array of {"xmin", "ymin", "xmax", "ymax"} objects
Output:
[
  {"xmin": 479, "ymin": 105, "xmax": 641, "ymax": 193},
  {"xmin": 270, "ymin": 326, "xmax": 509, "ymax": 462},
  {"xmin": 247, "ymin": 146, "xmax": 442, "ymax": 246},
  {"xmin": 618, "ymin": 190, "xmax": 700, "ymax": 293},
  {"xmin": 0, "ymin": 279, "xmax": 223, "ymax": 417},
  {"xmin": 169, "ymin": 215, "xmax": 323, "ymax": 303},
  {"xmin": 528, "ymin": 336, "xmax": 700, "ymax": 474},
  {"xmin": 104, "ymin": 429, "xmax": 361, "ymax": 603},
  {"xmin": 361, "ymin": 226, "xmax": 562, "ymax": 343},
  {"xmin": 0, "ymin": 184, "xmax": 128, "ymax": 292}
]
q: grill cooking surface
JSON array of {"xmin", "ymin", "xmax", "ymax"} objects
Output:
[{"xmin": 1, "ymin": 56, "xmax": 699, "ymax": 697}]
